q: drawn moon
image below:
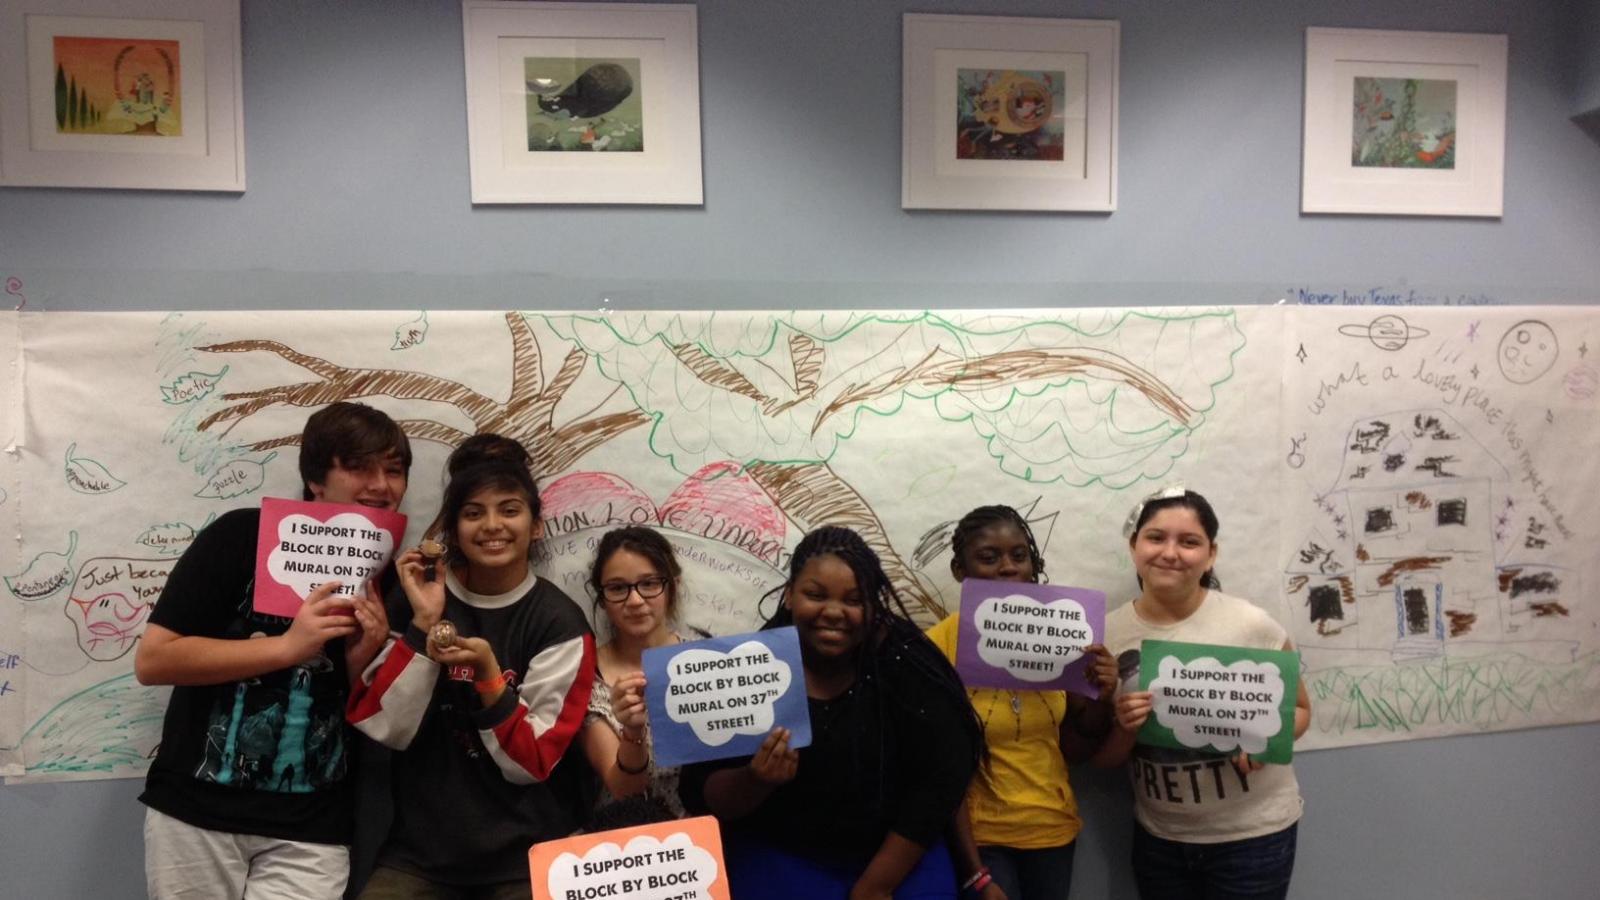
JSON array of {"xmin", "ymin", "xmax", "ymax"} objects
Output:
[
  {"xmin": 1337, "ymin": 314, "xmax": 1429, "ymax": 351},
  {"xmin": 1497, "ymin": 320, "xmax": 1559, "ymax": 384}
]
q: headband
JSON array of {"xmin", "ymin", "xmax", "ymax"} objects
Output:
[{"xmin": 1122, "ymin": 483, "xmax": 1188, "ymax": 539}]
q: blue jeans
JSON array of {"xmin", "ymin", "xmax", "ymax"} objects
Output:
[
  {"xmin": 1131, "ymin": 822, "xmax": 1297, "ymax": 900},
  {"xmin": 978, "ymin": 841, "xmax": 1077, "ymax": 899}
]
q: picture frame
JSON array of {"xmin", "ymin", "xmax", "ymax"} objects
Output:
[
  {"xmin": 461, "ymin": 0, "xmax": 702, "ymax": 205},
  {"xmin": 0, "ymin": 0, "xmax": 244, "ymax": 191},
  {"xmin": 1301, "ymin": 27, "xmax": 1507, "ymax": 217},
  {"xmin": 902, "ymin": 14, "xmax": 1119, "ymax": 212}
]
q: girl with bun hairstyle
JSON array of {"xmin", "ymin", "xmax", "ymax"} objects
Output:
[{"xmin": 347, "ymin": 435, "xmax": 596, "ymax": 899}]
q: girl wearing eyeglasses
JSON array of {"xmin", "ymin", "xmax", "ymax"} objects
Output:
[{"xmin": 577, "ymin": 525, "xmax": 698, "ymax": 825}]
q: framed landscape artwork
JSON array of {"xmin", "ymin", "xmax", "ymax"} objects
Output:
[
  {"xmin": 0, "ymin": 0, "xmax": 244, "ymax": 191},
  {"xmin": 902, "ymin": 14, "xmax": 1119, "ymax": 212},
  {"xmin": 461, "ymin": 1, "xmax": 702, "ymax": 205},
  {"xmin": 1302, "ymin": 27, "xmax": 1507, "ymax": 217}
]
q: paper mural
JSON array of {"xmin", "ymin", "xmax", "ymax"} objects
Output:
[{"xmin": 0, "ymin": 304, "xmax": 1594, "ymax": 781}]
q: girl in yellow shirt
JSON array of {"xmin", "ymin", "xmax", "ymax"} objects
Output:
[{"xmin": 926, "ymin": 506, "xmax": 1117, "ymax": 899}]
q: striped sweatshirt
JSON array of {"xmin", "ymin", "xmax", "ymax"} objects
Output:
[{"xmin": 348, "ymin": 568, "xmax": 595, "ymax": 884}]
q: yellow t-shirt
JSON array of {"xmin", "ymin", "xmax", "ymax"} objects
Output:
[{"xmin": 927, "ymin": 614, "xmax": 1082, "ymax": 849}]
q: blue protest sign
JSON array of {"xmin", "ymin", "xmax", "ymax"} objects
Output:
[{"xmin": 642, "ymin": 627, "xmax": 811, "ymax": 768}]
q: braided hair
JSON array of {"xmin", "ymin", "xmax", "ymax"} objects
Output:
[
  {"xmin": 949, "ymin": 504, "xmax": 1046, "ymax": 583},
  {"xmin": 760, "ymin": 526, "xmax": 985, "ymax": 797}
]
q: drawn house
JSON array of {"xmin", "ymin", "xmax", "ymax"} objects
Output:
[{"xmin": 1292, "ymin": 408, "xmax": 1510, "ymax": 661}]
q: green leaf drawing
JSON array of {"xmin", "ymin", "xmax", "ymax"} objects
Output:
[
  {"xmin": 392, "ymin": 310, "xmax": 429, "ymax": 350},
  {"xmin": 64, "ymin": 443, "xmax": 128, "ymax": 494},
  {"xmin": 133, "ymin": 512, "xmax": 216, "ymax": 557},
  {"xmin": 194, "ymin": 452, "xmax": 278, "ymax": 500},
  {"xmin": 5, "ymin": 531, "xmax": 78, "ymax": 601},
  {"xmin": 159, "ymin": 366, "xmax": 229, "ymax": 404}
]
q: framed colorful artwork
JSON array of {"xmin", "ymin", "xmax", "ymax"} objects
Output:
[
  {"xmin": 461, "ymin": 1, "xmax": 702, "ymax": 205},
  {"xmin": 0, "ymin": 0, "xmax": 244, "ymax": 191},
  {"xmin": 1302, "ymin": 27, "xmax": 1507, "ymax": 217},
  {"xmin": 902, "ymin": 14, "xmax": 1119, "ymax": 212}
]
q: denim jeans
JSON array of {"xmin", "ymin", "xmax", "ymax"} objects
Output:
[
  {"xmin": 978, "ymin": 840, "xmax": 1078, "ymax": 899},
  {"xmin": 1131, "ymin": 822, "xmax": 1297, "ymax": 900}
]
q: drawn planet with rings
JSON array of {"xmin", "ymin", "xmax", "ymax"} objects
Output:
[{"xmin": 1338, "ymin": 315, "xmax": 1429, "ymax": 351}]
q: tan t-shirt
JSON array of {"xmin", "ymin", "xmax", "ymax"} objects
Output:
[{"xmin": 1104, "ymin": 591, "xmax": 1304, "ymax": 843}]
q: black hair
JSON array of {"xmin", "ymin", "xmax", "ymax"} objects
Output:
[
  {"xmin": 448, "ymin": 433, "xmax": 531, "ymax": 477},
  {"xmin": 759, "ymin": 526, "xmax": 985, "ymax": 803},
  {"xmin": 1129, "ymin": 489, "xmax": 1221, "ymax": 590},
  {"xmin": 436, "ymin": 434, "xmax": 541, "ymax": 568},
  {"xmin": 298, "ymin": 402, "xmax": 412, "ymax": 500},
  {"xmin": 588, "ymin": 525, "xmax": 683, "ymax": 619},
  {"xmin": 949, "ymin": 504, "xmax": 1046, "ymax": 583}
]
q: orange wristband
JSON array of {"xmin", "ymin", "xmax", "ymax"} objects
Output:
[{"xmin": 474, "ymin": 672, "xmax": 506, "ymax": 693}]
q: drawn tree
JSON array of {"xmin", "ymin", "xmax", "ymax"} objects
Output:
[{"xmin": 195, "ymin": 309, "xmax": 1244, "ymax": 617}]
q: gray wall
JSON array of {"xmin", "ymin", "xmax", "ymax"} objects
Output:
[
  {"xmin": 3, "ymin": 2, "xmax": 1598, "ymax": 899},
  {"xmin": 1575, "ymin": 0, "xmax": 1600, "ymax": 115}
]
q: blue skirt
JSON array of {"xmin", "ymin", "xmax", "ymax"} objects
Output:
[{"xmin": 724, "ymin": 836, "xmax": 957, "ymax": 900}]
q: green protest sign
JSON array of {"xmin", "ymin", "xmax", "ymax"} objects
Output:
[{"xmin": 1136, "ymin": 639, "xmax": 1299, "ymax": 764}]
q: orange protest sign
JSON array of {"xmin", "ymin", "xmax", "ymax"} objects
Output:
[{"xmin": 528, "ymin": 815, "xmax": 729, "ymax": 900}]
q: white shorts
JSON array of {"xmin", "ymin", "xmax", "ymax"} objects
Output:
[{"xmin": 144, "ymin": 806, "xmax": 350, "ymax": 900}]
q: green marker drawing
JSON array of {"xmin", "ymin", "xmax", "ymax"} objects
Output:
[
  {"xmin": 5, "ymin": 530, "xmax": 78, "ymax": 601},
  {"xmin": 64, "ymin": 443, "xmax": 128, "ymax": 494},
  {"xmin": 134, "ymin": 512, "xmax": 217, "ymax": 556},
  {"xmin": 160, "ymin": 366, "xmax": 229, "ymax": 404},
  {"xmin": 4, "ymin": 672, "xmax": 168, "ymax": 776},
  {"xmin": 195, "ymin": 451, "xmax": 278, "ymax": 500},
  {"xmin": 392, "ymin": 310, "xmax": 428, "ymax": 350}
]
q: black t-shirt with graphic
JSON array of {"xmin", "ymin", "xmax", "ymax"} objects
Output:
[{"xmin": 138, "ymin": 507, "xmax": 355, "ymax": 845}]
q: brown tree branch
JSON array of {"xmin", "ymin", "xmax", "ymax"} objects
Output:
[
  {"xmin": 813, "ymin": 347, "xmax": 1199, "ymax": 436},
  {"xmin": 744, "ymin": 461, "xmax": 946, "ymax": 622},
  {"xmin": 540, "ymin": 409, "xmax": 653, "ymax": 475},
  {"xmin": 670, "ymin": 342, "xmax": 775, "ymax": 408},
  {"xmin": 504, "ymin": 312, "xmax": 544, "ymax": 406}
]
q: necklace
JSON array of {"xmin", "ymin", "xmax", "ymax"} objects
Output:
[{"xmin": 978, "ymin": 688, "xmax": 1062, "ymax": 740}]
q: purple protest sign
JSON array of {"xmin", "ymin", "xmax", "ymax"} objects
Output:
[{"xmin": 955, "ymin": 578, "xmax": 1107, "ymax": 696}]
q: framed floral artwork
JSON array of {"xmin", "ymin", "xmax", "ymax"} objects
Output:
[{"xmin": 1302, "ymin": 27, "xmax": 1507, "ymax": 217}]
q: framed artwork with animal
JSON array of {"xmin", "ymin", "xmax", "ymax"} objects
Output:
[
  {"xmin": 461, "ymin": 1, "xmax": 703, "ymax": 204},
  {"xmin": 901, "ymin": 14, "xmax": 1120, "ymax": 212},
  {"xmin": 1301, "ymin": 28, "xmax": 1507, "ymax": 217}
]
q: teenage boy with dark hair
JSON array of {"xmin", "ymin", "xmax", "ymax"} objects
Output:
[{"xmin": 135, "ymin": 402, "xmax": 413, "ymax": 900}]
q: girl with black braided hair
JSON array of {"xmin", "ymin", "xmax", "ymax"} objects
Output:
[
  {"xmin": 680, "ymin": 525, "xmax": 983, "ymax": 900},
  {"xmin": 925, "ymin": 505, "xmax": 1117, "ymax": 900}
]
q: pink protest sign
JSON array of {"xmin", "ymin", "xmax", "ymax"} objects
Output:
[
  {"xmin": 955, "ymin": 578, "xmax": 1107, "ymax": 696},
  {"xmin": 252, "ymin": 497, "xmax": 406, "ymax": 617}
]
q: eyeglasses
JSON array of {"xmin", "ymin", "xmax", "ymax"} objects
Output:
[{"xmin": 600, "ymin": 577, "xmax": 668, "ymax": 604}]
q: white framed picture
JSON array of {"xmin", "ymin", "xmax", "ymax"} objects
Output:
[
  {"xmin": 0, "ymin": 0, "xmax": 244, "ymax": 191},
  {"xmin": 902, "ymin": 14, "xmax": 1119, "ymax": 212},
  {"xmin": 1302, "ymin": 27, "xmax": 1507, "ymax": 217},
  {"xmin": 461, "ymin": 0, "xmax": 703, "ymax": 205}
]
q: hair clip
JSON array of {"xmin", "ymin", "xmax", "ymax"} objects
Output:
[{"xmin": 1122, "ymin": 483, "xmax": 1188, "ymax": 539}]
